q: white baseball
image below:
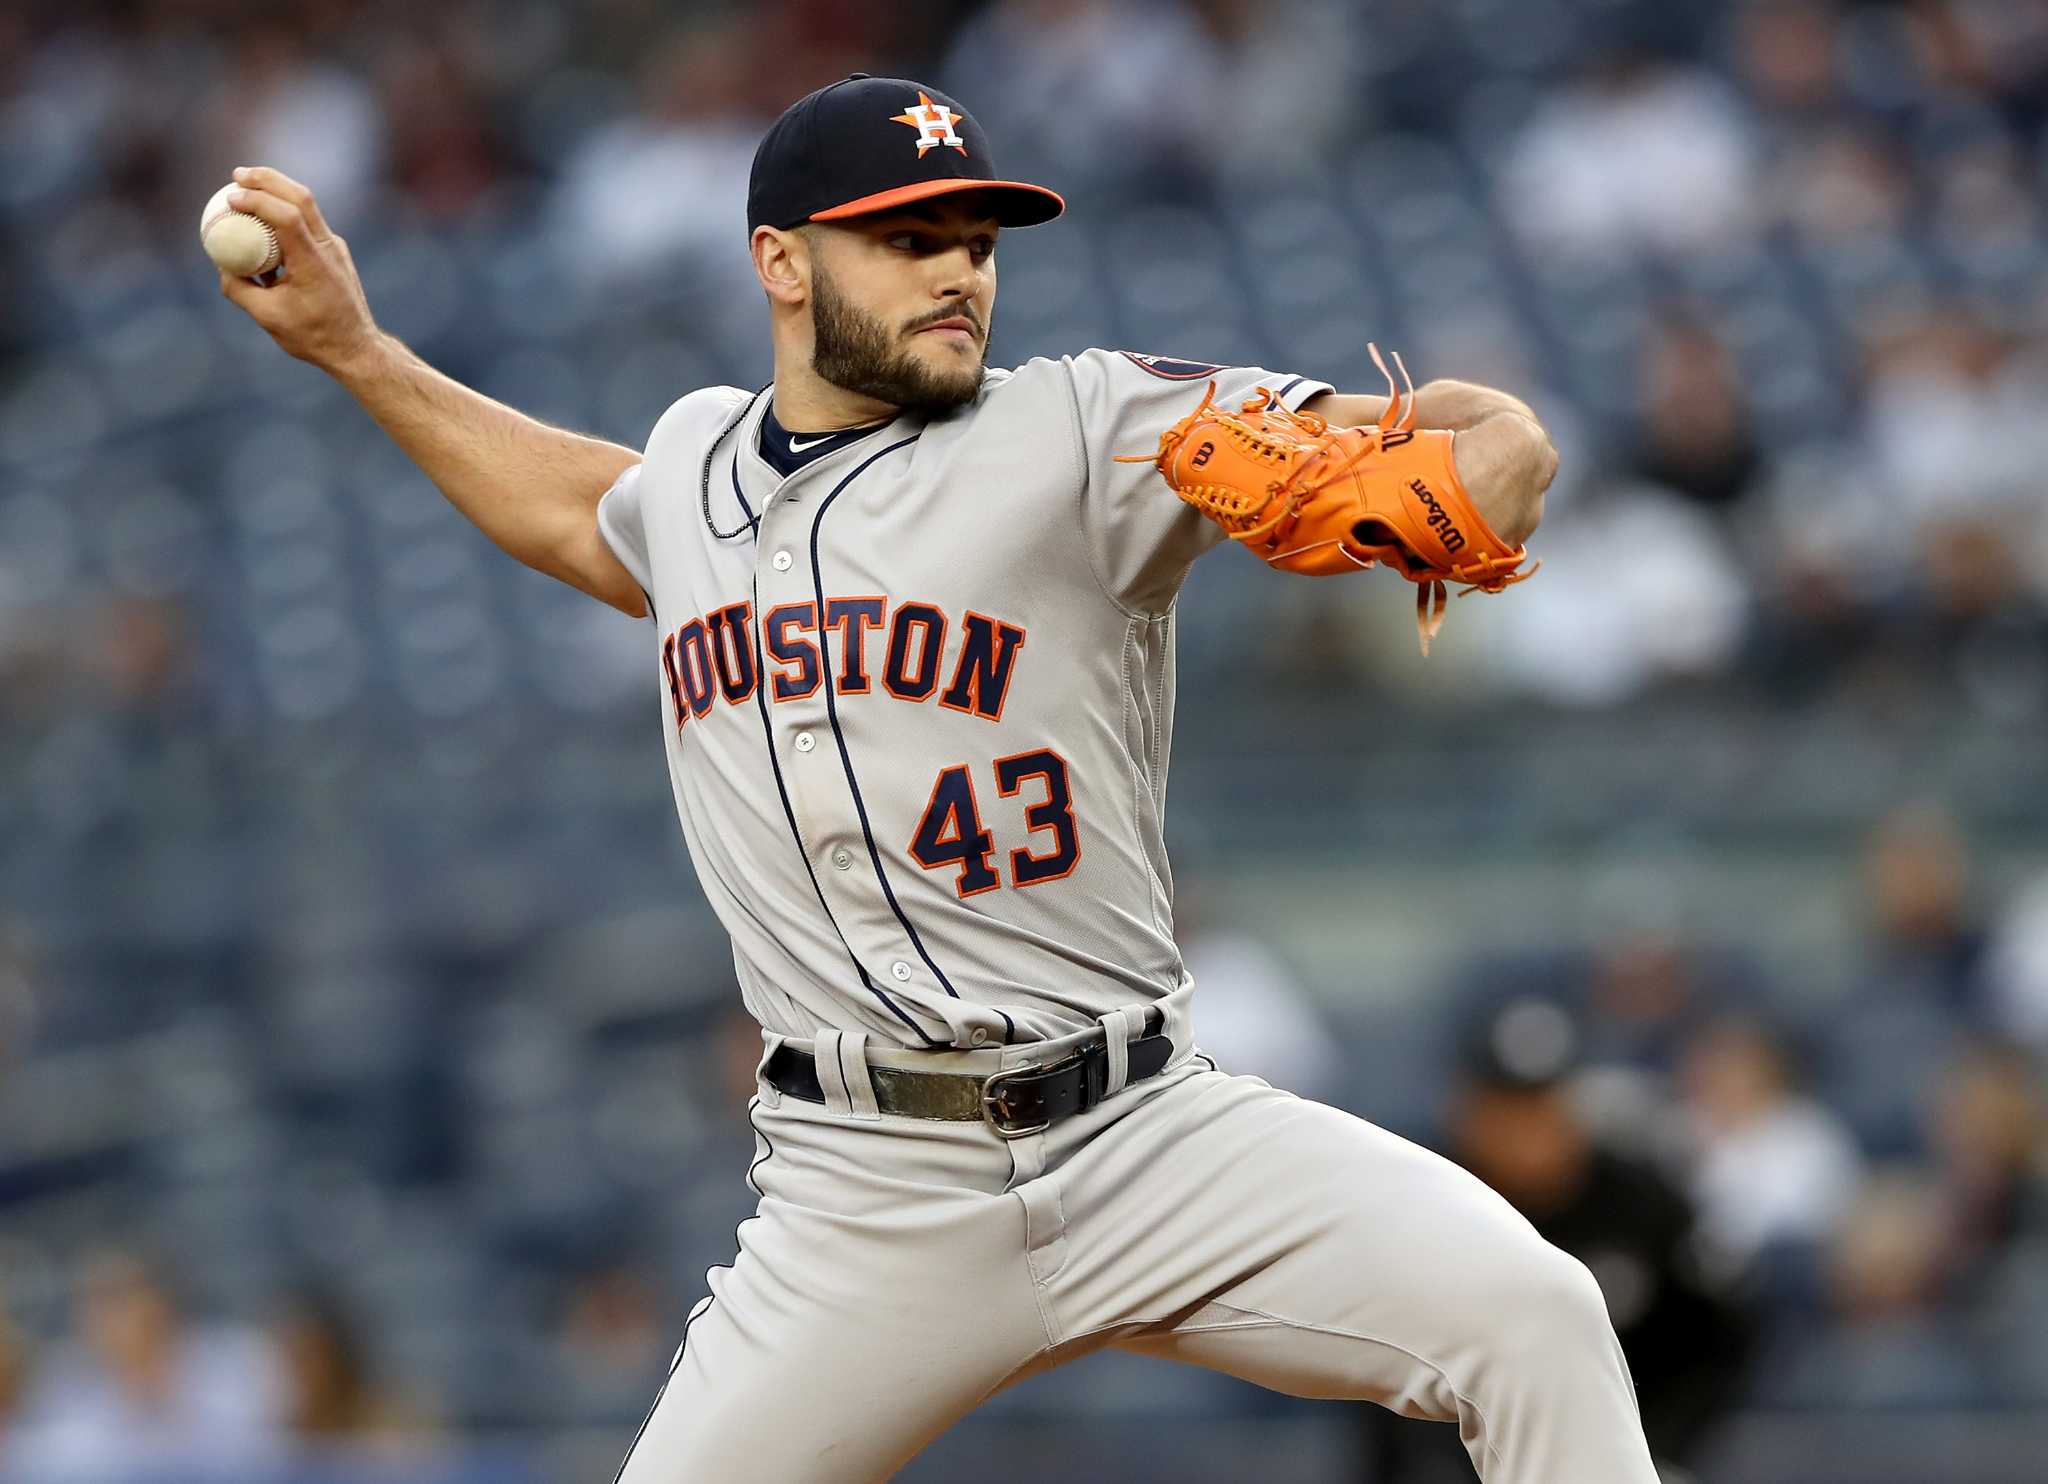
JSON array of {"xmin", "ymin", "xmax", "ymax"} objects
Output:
[{"xmin": 199, "ymin": 184, "xmax": 280, "ymax": 278}]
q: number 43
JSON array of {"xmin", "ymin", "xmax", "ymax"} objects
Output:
[{"xmin": 910, "ymin": 749, "xmax": 1080, "ymax": 896}]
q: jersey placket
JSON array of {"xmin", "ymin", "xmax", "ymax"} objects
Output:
[{"xmin": 747, "ymin": 446, "xmax": 938, "ymax": 1029}]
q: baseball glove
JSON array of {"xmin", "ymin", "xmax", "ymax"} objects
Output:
[{"xmin": 1118, "ymin": 344, "xmax": 1535, "ymax": 654}]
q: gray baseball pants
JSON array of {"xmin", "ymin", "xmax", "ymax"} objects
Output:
[{"xmin": 614, "ymin": 1016, "xmax": 1660, "ymax": 1483}]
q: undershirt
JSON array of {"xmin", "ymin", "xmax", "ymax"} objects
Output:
[{"xmin": 759, "ymin": 400, "xmax": 889, "ymax": 478}]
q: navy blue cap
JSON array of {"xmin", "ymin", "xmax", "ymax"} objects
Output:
[
  {"xmin": 1463, "ymin": 998, "xmax": 1583, "ymax": 1091},
  {"xmin": 747, "ymin": 75, "xmax": 1064, "ymax": 233}
]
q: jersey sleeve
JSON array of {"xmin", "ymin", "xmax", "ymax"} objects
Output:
[
  {"xmin": 594, "ymin": 462, "xmax": 654, "ymax": 599},
  {"xmin": 1064, "ymin": 349, "xmax": 1334, "ymax": 615}
]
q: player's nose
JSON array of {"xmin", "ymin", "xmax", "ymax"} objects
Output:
[{"xmin": 926, "ymin": 244, "xmax": 981, "ymax": 298}]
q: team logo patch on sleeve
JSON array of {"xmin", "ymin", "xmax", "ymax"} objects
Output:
[{"xmin": 1121, "ymin": 351, "xmax": 1227, "ymax": 380}]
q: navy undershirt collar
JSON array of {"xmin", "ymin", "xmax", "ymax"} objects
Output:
[{"xmin": 759, "ymin": 400, "xmax": 888, "ymax": 478}]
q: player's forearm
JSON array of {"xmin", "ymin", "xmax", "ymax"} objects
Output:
[
  {"xmin": 330, "ymin": 332, "xmax": 640, "ymax": 586},
  {"xmin": 1410, "ymin": 379, "xmax": 1539, "ymax": 431},
  {"xmin": 1307, "ymin": 379, "xmax": 1539, "ymax": 434}
]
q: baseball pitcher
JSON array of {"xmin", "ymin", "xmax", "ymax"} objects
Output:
[{"xmin": 219, "ymin": 74, "xmax": 1657, "ymax": 1484}]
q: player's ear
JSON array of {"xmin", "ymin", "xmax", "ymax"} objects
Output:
[{"xmin": 753, "ymin": 225, "xmax": 809, "ymax": 308}]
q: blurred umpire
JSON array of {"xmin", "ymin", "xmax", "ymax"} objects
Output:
[{"xmin": 1359, "ymin": 999, "xmax": 1758, "ymax": 1482}]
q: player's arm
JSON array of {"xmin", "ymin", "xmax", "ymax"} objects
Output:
[
  {"xmin": 1304, "ymin": 378, "xmax": 1538, "ymax": 431},
  {"xmin": 1303, "ymin": 383, "xmax": 1556, "ymax": 547},
  {"xmin": 215, "ymin": 167, "xmax": 647, "ymax": 619}
]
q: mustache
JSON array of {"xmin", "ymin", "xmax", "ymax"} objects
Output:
[{"xmin": 904, "ymin": 305, "xmax": 982, "ymax": 337}]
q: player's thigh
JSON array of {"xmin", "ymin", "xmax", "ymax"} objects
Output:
[
  {"xmin": 615, "ymin": 1249, "xmax": 1035, "ymax": 1483},
  {"xmin": 614, "ymin": 1105, "xmax": 1048, "ymax": 1484},
  {"xmin": 1059, "ymin": 1070, "xmax": 1597, "ymax": 1406}
]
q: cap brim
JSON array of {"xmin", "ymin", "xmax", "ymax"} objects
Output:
[{"xmin": 809, "ymin": 177, "xmax": 1065, "ymax": 228}]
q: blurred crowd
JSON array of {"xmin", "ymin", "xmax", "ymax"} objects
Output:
[
  {"xmin": 4, "ymin": 795, "xmax": 2045, "ymax": 1477},
  {"xmin": 1188, "ymin": 793, "xmax": 2048, "ymax": 1476},
  {"xmin": 4, "ymin": 0, "xmax": 2047, "ymax": 703},
  {"xmin": 0, "ymin": 1251, "xmax": 432, "ymax": 1475},
  {"xmin": 3, "ymin": 0, "xmax": 2047, "ymax": 1480}
]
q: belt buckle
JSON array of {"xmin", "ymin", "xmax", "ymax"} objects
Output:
[{"xmin": 980, "ymin": 1052, "xmax": 1079, "ymax": 1140}]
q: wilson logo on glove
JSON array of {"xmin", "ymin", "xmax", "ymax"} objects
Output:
[
  {"xmin": 1409, "ymin": 480, "xmax": 1466, "ymax": 552},
  {"xmin": 1117, "ymin": 344, "xmax": 1535, "ymax": 655}
]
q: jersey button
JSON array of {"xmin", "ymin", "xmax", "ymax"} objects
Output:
[
  {"xmin": 890, "ymin": 961, "xmax": 912, "ymax": 982},
  {"xmin": 771, "ymin": 550, "xmax": 794, "ymax": 571},
  {"xmin": 831, "ymin": 848, "xmax": 853, "ymax": 870},
  {"xmin": 968, "ymin": 1028, "xmax": 989, "ymax": 1046},
  {"xmin": 793, "ymin": 731, "xmax": 815, "ymax": 753}
]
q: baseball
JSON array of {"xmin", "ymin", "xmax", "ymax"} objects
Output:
[{"xmin": 199, "ymin": 184, "xmax": 279, "ymax": 278}]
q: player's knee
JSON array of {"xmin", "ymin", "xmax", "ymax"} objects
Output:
[{"xmin": 1491, "ymin": 1240, "xmax": 1615, "ymax": 1362}]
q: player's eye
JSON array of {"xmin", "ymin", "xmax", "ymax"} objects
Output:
[
  {"xmin": 969, "ymin": 237, "xmax": 995, "ymax": 262},
  {"xmin": 886, "ymin": 232, "xmax": 921, "ymax": 252}
]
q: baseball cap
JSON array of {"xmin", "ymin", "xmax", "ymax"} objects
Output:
[
  {"xmin": 1461, "ymin": 997, "xmax": 1583, "ymax": 1092},
  {"xmin": 747, "ymin": 75, "xmax": 1064, "ymax": 233}
]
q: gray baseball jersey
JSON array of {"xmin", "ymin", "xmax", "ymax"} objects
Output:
[
  {"xmin": 595, "ymin": 349, "xmax": 1332, "ymax": 1050},
  {"xmin": 596, "ymin": 351, "xmax": 1661, "ymax": 1484}
]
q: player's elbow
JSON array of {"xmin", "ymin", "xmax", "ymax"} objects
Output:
[
  {"xmin": 595, "ymin": 582, "xmax": 650, "ymax": 619},
  {"xmin": 574, "ymin": 556, "xmax": 650, "ymax": 618},
  {"xmin": 540, "ymin": 522, "xmax": 650, "ymax": 618},
  {"xmin": 1454, "ymin": 413, "xmax": 1554, "ymax": 549}
]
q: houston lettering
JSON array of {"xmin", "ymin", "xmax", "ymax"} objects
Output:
[{"xmin": 662, "ymin": 597, "xmax": 1026, "ymax": 734}]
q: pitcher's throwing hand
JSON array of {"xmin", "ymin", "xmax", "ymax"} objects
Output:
[{"xmin": 212, "ymin": 167, "xmax": 378, "ymax": 374}]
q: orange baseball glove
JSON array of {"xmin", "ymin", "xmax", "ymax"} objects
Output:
[{"xmin": 1118, "ymin": 345, "xmax": 1536, "ymax": 653}]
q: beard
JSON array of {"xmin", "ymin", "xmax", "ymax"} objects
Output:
[{"xmin": 810, "ymin": 261, "xmax": 987, "ymax": 414}]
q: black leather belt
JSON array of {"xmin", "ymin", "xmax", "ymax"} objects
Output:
[{"xmin": 764, "ymin": 1020, "xmax": 1174, "ymax": 1139}]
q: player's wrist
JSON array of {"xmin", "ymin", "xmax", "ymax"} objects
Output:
[
  {"xmin": 1453, "ymin": 414, "xmax": 1551, "ymax": 547},
  {"xmin": 1414, "ymin": 379, "xmax": 1539, "ymax": 432},
  {"xmin": 323, "ymin": 326, "xmax": 399, "ymax": 390}
]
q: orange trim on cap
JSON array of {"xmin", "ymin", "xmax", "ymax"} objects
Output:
[{"xmin": 809, "ymin": 177, "xmax": 1065, "ymax": 224}]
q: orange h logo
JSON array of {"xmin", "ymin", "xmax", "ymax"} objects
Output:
[{"xmin": 889, "ymin": 92, "xmax": 968, "ymax": 158}]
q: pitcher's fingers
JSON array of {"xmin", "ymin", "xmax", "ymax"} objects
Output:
[
  {"xmin": 218, "ymin": 269, "xmax": 268, "ymax": 315},
  {"xmin": 223, "ymin": 186, "xmax": 315, "ymax": 259},
  {"xmin": 232, "ymin": 166, "xmax": 332, "ymax": 240}
]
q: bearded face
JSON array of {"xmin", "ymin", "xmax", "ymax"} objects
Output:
[{"xmin": 808, "ymin": 252, "xmax": 989, "ymax": 414}]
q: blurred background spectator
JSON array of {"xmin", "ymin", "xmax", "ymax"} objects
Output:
[
  {"xmin": 270, "ymin": 1289, "xmax": 438, "ymax": 1457},
  {"xmin": 1364, "ymin": 998, "xmax": 1759, "ymax": 1478},
  {"xmin": 0, "ymin": 1251, "xmax": 287, "ymax": 1477},
  {"xmin": 1987, "ymin": 869, "xmax": 2048, "ymax": 1051},
  {"xmin": 546, "ymin": 1260, "xmax": 674, "ymax": 1437},
  {"xmin": 0, "ymin": 1314, "xmax": 27, "ymax": 1445},
  {"xmin": 2, "ymin": 0, "xmax": 2047, "ymax": 1480},
  {"xmin": 1927, "ymin": 1041, "xmax": 2048, "ymax": 1304},
  {"xmin": 1174, "ymin": 878, "xmax": 1344, "ymax": 1103},
  {"xmin": 1677, "ymin": 1015, "xmax": 1863, "ymax": 1284}
]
